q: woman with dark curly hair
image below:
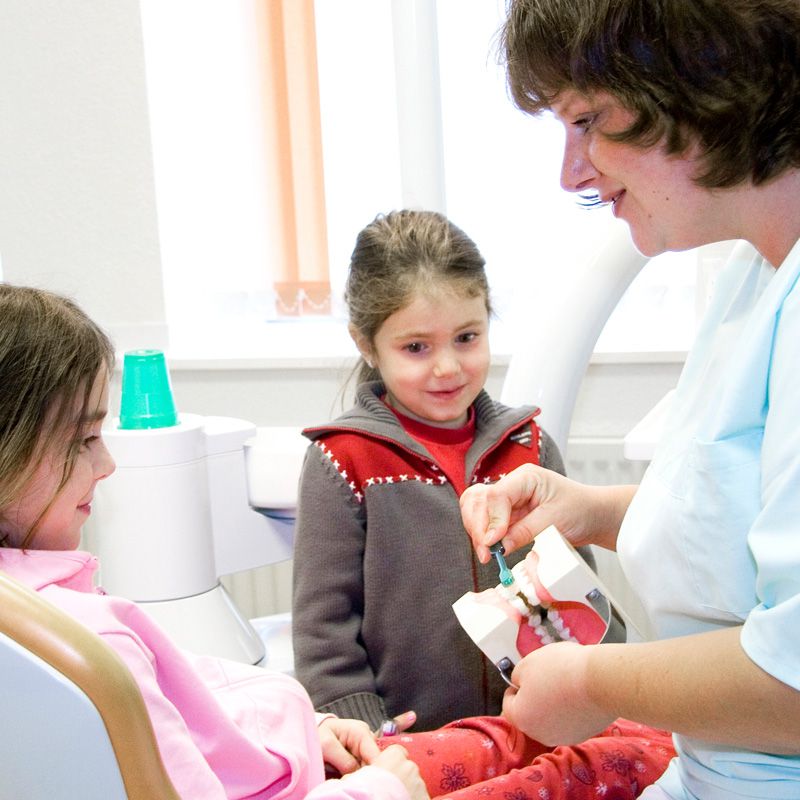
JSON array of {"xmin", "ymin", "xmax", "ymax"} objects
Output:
[{"xmin": 461, "ymin": 1, "xmax": 800, "ymax": 798}]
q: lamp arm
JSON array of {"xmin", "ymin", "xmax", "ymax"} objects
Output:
[{"xmin": 500, "ymin": 226, "xmax": 649, "ymax": 454}]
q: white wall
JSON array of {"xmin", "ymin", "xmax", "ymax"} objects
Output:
[{"xmin": 0, "ymin": 0, "xmax": 167, "ymax": 351}]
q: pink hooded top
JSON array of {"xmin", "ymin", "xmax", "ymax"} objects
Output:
[{"xmin": 0, "ymin": 548, "xmax": 410, "ymax": 800}]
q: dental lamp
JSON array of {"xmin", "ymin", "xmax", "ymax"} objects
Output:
[{"xmin": 87, "ymin": 350, "xmax": 305, "ymax": 665}]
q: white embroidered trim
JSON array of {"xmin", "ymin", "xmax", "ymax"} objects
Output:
[
  {"xmin": 468, "ymin": 423, "xmax": 543, "ymax": 485},
  {"xmin": 315, "ymin": 440, "xmax": 449, "ymax": 503}
]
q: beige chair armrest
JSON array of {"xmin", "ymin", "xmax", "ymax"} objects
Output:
[{"xmin": 0, "ymin": 571, "xmax": 180, "ymax": 800}]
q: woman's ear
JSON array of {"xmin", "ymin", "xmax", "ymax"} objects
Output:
[{"xmin": 348, "ymin": 325, "xmax": 375, "ymax": 368}]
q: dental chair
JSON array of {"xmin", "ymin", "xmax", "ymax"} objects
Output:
[{"xmin": 0, "ymin": 571, "xmax": 179, "ymax": 800}]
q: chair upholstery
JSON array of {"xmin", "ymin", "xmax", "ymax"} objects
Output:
[{"xmin": 0, "ymin": 571, "xmax": 180, "ymax": 800}]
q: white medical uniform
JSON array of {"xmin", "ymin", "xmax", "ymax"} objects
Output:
[{"xmin": 617, "ymin": 238, "xmax": 800, "ymax": 799}]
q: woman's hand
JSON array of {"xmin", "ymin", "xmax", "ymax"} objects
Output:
[
  {"xmin": 502, "ymin": 641, "xmax": 615, "ymax": 746},
  {"xmin": 318, "ymin": 717, "xmax": 380, "ymax": 775},
  {"xmin": 460, "ymin": 464, "xmax": 617, "ymax": 562},
  {"xmin": 367, "ymin": 745, "xmax": 430, "ymax": 800}
]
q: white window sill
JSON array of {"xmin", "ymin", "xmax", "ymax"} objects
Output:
[{"xmin": 160, "ymin": 317, "xmax": 688, "ymax": 372}]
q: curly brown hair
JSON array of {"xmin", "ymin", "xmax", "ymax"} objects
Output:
[{"xmin": 500, "ymin": 0, "xmax": 800, "ymax": 187}]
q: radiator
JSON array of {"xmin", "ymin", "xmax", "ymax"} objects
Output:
[{"xmin": 223, "ymin": 437, "xmax": 654, "ymax": 638}]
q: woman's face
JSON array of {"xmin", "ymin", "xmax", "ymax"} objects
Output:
[
  {"xmin": 4, "ymin": 370, "xmax": 115, "ymax": 550},
  {"xmin": 551, "ymin": 90, "xmax": 734, "ymax": 256},
  {"xmin": 365, "ymin": 288, "xmax": 490, "ymax": 428}
]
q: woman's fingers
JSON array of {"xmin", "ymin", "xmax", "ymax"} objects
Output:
[{"xmin": 460, "ymin": 464, "xmax": 546, "ymax": 559}]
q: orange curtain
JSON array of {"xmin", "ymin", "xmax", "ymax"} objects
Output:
[{"xmin": 257, "ymin": 0, "xmax": 331, "ymax": 316}]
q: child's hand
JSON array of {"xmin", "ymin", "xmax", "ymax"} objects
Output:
[
  {"xmin": 368, "ymin": 745, "xmax": 430, "ymax": 800},
  {"xmin": 318, "ymin": 717, "xmax": 380, "ymax": 775},
  {"xmin": 376, "ymin": 710, "xmax": 417, "ymax": 737}
]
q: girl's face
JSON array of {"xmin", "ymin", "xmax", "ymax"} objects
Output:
[
  {"xmin": 5, "ymin": 370, "xmax": 115, "ymax": 550},
  {"xmin": 551, "ymin": 90, "xmax": 735, "ymax": 256},
  {"xmin": 365, "ymin": 288, "xmax": 490, "ymax": 428}
]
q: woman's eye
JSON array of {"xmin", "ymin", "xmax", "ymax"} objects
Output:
[{"xmin": 574, "ymin": 113, "xmax": 597, "ymax": 132}]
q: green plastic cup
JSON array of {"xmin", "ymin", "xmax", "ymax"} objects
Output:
[{"xmin": 118, "ymin": 349, "xmax": 179, "ymax": 430}]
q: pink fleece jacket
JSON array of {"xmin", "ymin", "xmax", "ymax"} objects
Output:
[{"xmin": 0, "ymin": 549, "xmax": 410, "ymax": 800}]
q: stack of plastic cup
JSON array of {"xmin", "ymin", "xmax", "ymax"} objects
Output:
[{"xmin": 118, "ymin": 349, "xmax": 178, "ymax": 430}]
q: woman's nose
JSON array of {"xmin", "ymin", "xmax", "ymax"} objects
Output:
[{"xmin": 560, "ymin": 132, "xmax": 596, "ymax": 193}]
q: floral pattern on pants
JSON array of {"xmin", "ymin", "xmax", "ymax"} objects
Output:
[{"xmin": 382, "ymin": 716, "xmax": 675, "ymax": 799}]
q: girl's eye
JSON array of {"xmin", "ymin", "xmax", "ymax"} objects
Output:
[
  {"xmin": 80, "ymin": 434, "xmax": 100, "ymax": 450},
  {"xmin": 404, "ymin": 342, "xmax": 426, "ymax": 354},
  {"xmin": 456, "ymin": 332, "xmax": 478, "ymax": 344},
  {"xmin": 574, "ymin": 113, "xmax": 597, "ymax": 132}
]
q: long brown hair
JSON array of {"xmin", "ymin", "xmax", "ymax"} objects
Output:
[{"xmin": 0, "ymin": 285, "xmax": 114, "ymax": 546}]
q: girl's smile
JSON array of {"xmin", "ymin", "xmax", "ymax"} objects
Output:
[{"xmin": 5, "ymin": 370, "xmax": 115, "ymax": 550}]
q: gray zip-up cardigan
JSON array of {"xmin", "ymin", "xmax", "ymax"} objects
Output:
[{"xmin": 291, "ymin": 382, "xmax": 575, "ymax": 732}]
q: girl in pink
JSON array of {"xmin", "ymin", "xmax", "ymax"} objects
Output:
[{"xmin": 0, "ymin": 284, "xmax": 427, "ymax": 800}]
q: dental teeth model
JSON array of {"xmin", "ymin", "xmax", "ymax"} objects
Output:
[{"xmin": 453, "ymin": 526, "xmax": 635, "ymax": 680}]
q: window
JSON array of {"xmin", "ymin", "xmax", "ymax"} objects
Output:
[{"xmin": 140, "ymin": 0, "xmax": 712, "ymax": 359}]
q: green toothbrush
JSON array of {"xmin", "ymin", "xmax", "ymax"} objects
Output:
[{"xmin": 489, "ymin": 542, "xmax": 514, "ymax": 586}]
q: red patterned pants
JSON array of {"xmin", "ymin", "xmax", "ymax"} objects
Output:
[{"xmin": 380, "ymin": 717, "xmax": 675, "ymax": 800}]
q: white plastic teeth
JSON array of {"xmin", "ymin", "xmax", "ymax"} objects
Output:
[
  {"xmin": 496, "ymin": 561, "xmax": 579, "ymax": 645},
  {"xmin": 549, "ymin": 609, "xmax": 572, "ymax": 640}
]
